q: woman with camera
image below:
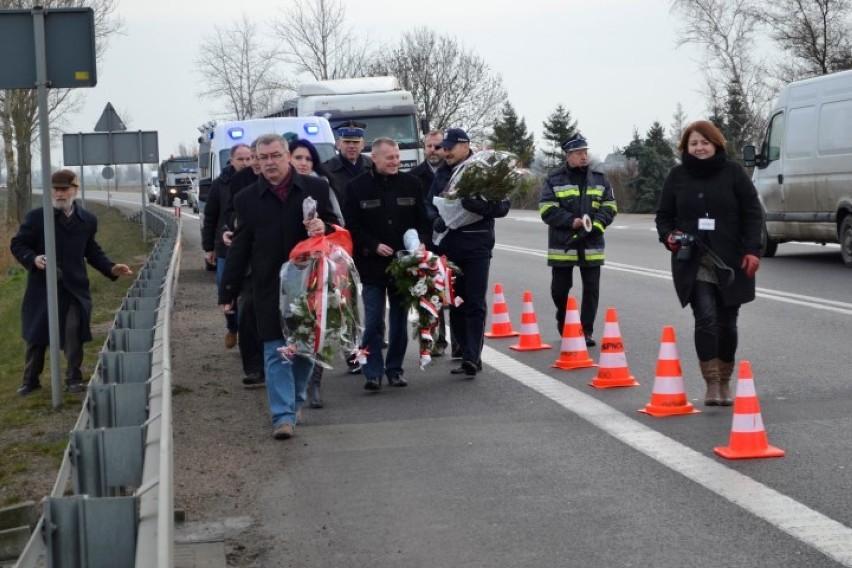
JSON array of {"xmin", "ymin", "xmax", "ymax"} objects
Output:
[{"xmin": 655, "ymin": 120, "xmax": 763, "ymax": 406}]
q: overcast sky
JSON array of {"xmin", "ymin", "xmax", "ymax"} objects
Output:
[{"xmin": 58, "ymin": 0, "xmax": 708, "ymax": 165}]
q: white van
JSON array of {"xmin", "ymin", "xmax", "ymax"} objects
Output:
[
  {"xmin": 203, "ymin": 116, "xmax": 337, "ymax": 179},
  {"xmin": 744, "ymin": 69, "xmax": 852, "ymax": 266}
]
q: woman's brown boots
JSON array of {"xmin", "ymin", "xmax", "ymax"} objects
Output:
[
  {"xmin": 718, "ymin": 359, "xmax": 735, "ymax": 406},
  {"xmin": 700, "ymin": 358, "xmax": 735, "ymax": 406},
  {"xmin": 699, "ymin": 359, "xmax": 721, "ymax": 406}
]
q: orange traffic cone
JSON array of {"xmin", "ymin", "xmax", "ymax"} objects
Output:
[
  {"xmin": 639, "ymin": 326, "xmax": 700, "ymax": 417},
  {"xmin": 589, "ymin": 308, "xmax": 639, "ymax": 388},
  {"xmin": 484, "ymin": 283, "xmax": 519, "ymax": 338},
  {"xmin": 552, "ymin": 296, "xmax": 596, "ymax": 370},
  {"xmin": 714, "ymin": 361, "xmax": 785, "ymax": 460},
  {"xmin": 509, "ymin": 291, "xmax": 552, "ymax": 351}
]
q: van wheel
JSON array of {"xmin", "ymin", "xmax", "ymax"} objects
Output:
[
  {"xmin": 762, "ymin": 225, "xmax": 778, "ymax": 258},
  {"xmin": 840, "ymin": 216, "xmax": 852, "ymax": 268}
]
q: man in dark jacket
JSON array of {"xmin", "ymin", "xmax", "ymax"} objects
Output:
[
  {"xmin": 10, "ymin": 170, "xmax": 133, "ymax": 395},
  {"xmin": 409, "ymin": 129, "xmax": 452, "ymax": 357},
  {"xmin": 219, "ymin": 134, "xmax": 340, "ymax": 440},
  {"xmin": 202, "ymin": 143, "xmax": 251, "ymax": 349},
  {"xmin": 344, "ymin": 138, "xmax": 431, "ymax": 391},
  {"xmin": 220, "ymin": 141, "xmax": 264, "ymax": 387},
  {"xmin": 323, "ymin": 121, "xmax": 373, "ymax": 204},
  {"xmin": 538, "ymin": 134, "xmax": 617, "ymax": 346},
  {"xmin": 426, "ymin": 128, "xmax": 511, "ymax": 377}
]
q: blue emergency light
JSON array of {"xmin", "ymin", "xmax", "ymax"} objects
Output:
[
  {"xmin": 303, "ymin": 123, "xmax": 319, "ymax": 135},
  {"xmin": 228, "ymin": 127, "xmax": 245, "ymax": 140}
]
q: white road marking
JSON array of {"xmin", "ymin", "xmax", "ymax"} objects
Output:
[
  {"xmin": 481, "ymin": 346, "xmax": 852, "ymax": 565},
  {"xmin": 496, "ymin": 244, "xmax": 852, "ymax": 315}
]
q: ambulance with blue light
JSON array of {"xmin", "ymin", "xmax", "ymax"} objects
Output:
[{"xmin": 202, "ymin": 116, "xmax": 336, "ymax": 180}]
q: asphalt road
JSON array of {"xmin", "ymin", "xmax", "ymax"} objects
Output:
[{"xmin": 100, "ymin": 191, "xmax": 852, "ymax": 567}]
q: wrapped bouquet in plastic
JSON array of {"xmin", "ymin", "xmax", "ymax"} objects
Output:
[
  {"xmin": 386, "ymin": 229, "xmax": 462, "ymax": 369},
  {"xmin": 432, "ymin": 150, "xmax": 520, "ymax": 244},
  {"xmin": 278, "ymin": 197, "xmax": 364, "ymax": 368}
]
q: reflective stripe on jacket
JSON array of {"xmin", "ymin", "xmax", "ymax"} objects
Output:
[{"xmin": 539, "ymin": 165, "xmax": 617, "ymax": 267}]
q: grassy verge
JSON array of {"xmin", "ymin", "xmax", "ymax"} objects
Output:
[{"xmin": 0, "ymin": 203, "xmax": 154, "ymax": 507}]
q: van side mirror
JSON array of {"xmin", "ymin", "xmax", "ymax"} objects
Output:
[
  {"xmin": 742, "ymin": 145, "xmax": 757, "ymax": 168},
  {"xmin": 419, "ymin": 118, "xmax": 430, "ymax": 135}
]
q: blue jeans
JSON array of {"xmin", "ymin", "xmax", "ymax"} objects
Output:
[
  {"xmin": 263, "ymin": 340, "xmax": 313, "ymax": 427},
  {"xmin": 216, "ymin": 257, "xmax": 239, "ymax": 333},
  {"xmin": 362, "ymin": 282, "xmax": 408, "ymax": 381}
]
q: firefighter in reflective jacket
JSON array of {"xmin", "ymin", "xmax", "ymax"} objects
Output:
[{"xmin": 539, "ymin": 134, "xmax": 617, "ymax": 346}]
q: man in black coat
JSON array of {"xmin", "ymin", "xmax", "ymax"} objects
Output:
[
  {"xmin": 201, "ymin": 143, "xmax": 251, "ymax": 349},
  {"xmin": 425, "ymin": 128, "xmax": 511, "ymax": 377},
  {"xmin": 343, "ymin": 138, "xmax": 431, "ymax": 391},
  {"xmin": 409, "ymin": 129, "xmax": 453, "ymax": 357},
  {"xmin": 323, "ymin": 121, "xmax": 373, "ymax": 205},
  {"xmin": 10, "ymin": 170, "xmax": 133, "ymax": 395},
  {"xmin": 218, "ymin": 134, "xmax": 341, "ymax": 440}
]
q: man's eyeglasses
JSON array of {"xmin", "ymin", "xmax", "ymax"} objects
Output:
[{"xmin": 258, "ymin": 152, "xmax": 286, "ymax": 162}]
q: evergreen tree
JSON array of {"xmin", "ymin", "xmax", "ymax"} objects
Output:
[
  {"xmin": 490, "ymin": 101, "xmax": 536, "ymax": 168},
  {"xmin": 623, "ymin": 122, "xmax": 676, "ymax": 213},
  {"xmin": 669, "ymin": 102, "xmax": 688, "ymax": 153},
  {"xmin": 541, "ymin": 104, "xmax": 579, "ymax": 170},
  {"xmin": 721, "ymin": 81, "xmax": 749, "ymax": 162}
]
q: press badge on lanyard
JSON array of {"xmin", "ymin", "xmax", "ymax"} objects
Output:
[{"xmin": 698, "ymin": 217, "xmax": 715, "ymax": 231}]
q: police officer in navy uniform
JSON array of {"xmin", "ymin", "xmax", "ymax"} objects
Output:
[
  {"xmin": 426, "ymin": 128, "xmax": 511, "ymax": 377},
  {"xmin": 323, "ymin": 120, "xmax": 373, "ymax": 205},
  {"xmin": 538, "ymin": 134, "xmax": 617, "ymax": 346}
]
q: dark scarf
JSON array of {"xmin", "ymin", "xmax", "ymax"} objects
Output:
[
  {"xmin": 681, "ymin": 150, "xmax": 727, "ymax": 178},
  {"xmin": 269, "ymin": 168, "xmax": 293, "ymax": 203}
]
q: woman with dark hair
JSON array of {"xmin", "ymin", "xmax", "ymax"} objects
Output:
[
  {"xmin": 287, "ymin": 138, "xmax": 344, "ymax": 409},
  {"xmin": 655, "ymin": 120, "xmax": 763, "ymax": 406},
  {"xmin": 289, "ymin": 138, "xmax": 344, "ymax": 225}
]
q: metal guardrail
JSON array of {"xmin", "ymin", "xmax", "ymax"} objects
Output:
[{"xmin": 15, "ymin": 207, "xmax": 181, "ymax": 568}]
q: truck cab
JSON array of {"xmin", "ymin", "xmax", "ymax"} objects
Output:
[{"xmin": 290, "ymin": 76, "xmax": 423, "ymax": 171}]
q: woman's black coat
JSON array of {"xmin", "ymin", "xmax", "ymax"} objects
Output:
[
  {"xmin": 655, "ymin": 159, "xmax": 763, "ymax": 307},
  {"xmin": 218, "ymin": 172, "xmax": 342, "ymax": 341},
  {"xmin": 10, "ymin": 205, "xmax": 117, "ymax": 345}
]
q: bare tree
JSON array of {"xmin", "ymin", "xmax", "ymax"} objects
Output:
[
  {"xmin": 196, "ymin": 14, "xmax": 284, "ymax": 120},
  {"xmin": 0, "ymin": 0, "xmax": 122, "ymax": 222},
  {"xmin": 368, "ymin": 27, "xmax": 507, "ymax": 138},
  {"xmin": 669, "ymin": 0, "xmax": 774, "ymax": 145},
  {"xmin": 761, "ymin": 0, "xmax": 852, "ymax": 80},
  {"xmin": 270, "ymin": 0, "xmax": 374, "ymax": 80}
]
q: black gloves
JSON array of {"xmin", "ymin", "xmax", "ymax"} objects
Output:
[
  {"xmin": 461, "ymin": 196, "xmax": 493, "ymax": 216},
  {"xmin": 433, "ymin": 217, "xmax": 447, "ymax": 233}
]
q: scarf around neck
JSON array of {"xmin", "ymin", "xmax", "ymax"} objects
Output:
[{"xmin": 681, "ymin": 150, "xmax": 727, "ymax": 178}]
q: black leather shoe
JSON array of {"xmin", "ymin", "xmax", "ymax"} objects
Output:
[
  {"xmin": 242, "ymin": 373, "xmax": 266, "ymax": 388},
  {"xmin": 584, "ymin": 335, "xmax": 596, "ymax": 347},
  {"xmin": 387, "ymin": 376, "xmax": 408, "ymax": 387},
  {"xmin": 451, "ymin": 346, "xmax": 463, "ymax": 360},
  {"xmin": 17, "ymin": 381, "xmax": 41, "ymax": 396},
  {"xmin": 65, "ymin": 380, "xmax": 85, "ymax": 394},
  {"xmin": 451, "ymin": 360, "xmax": 477, "ymax": 377},
  {"xmin": 364, "ymin": 378, "xmax": 381, "ymax": 391}
]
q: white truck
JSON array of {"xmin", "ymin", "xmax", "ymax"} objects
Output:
[
  {"xmin": 744, "ymin": 69, "xmax": 852, "ymax": 266},
  {"xmin": 288, "ymin": 76, "xmax": 424, "ymax": 171}
]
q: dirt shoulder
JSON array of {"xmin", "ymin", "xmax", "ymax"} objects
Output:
[{"xmin": 171, "ymin": 223, "xmax": 276, "ymax": 567}]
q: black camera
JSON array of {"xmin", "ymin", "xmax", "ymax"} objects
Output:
[{"xmin": 672, "ymin": 232, "xmax": 696, "ymax": 261}]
